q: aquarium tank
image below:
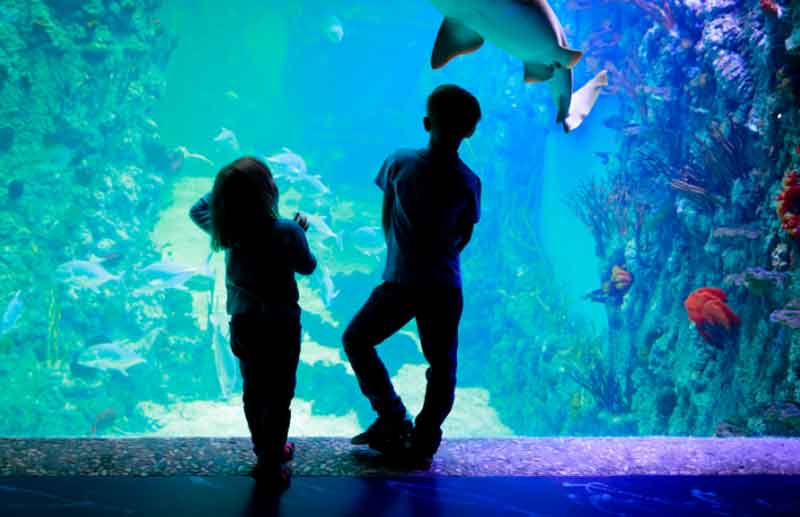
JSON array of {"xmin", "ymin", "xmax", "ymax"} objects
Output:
[{"xmin": 1, "ymin": 0, "xmax": 800, "ymax": 439}]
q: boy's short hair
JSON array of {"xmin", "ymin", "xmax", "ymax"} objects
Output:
[{"xmin": 426, "ymin": 85, "xmax": 482, "ymax": 139}]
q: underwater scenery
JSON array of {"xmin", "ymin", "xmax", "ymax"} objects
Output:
[{"xmin": 1, "ymin": 0, "xmax": 800, "ymax": 439}]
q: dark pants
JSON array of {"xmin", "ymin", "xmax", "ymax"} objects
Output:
[
  {"xmin": 343, "ymin": 282, "xmax": 463, "ymax": 455},
  {"xmin": 230, "ymin": 309, "xmax": 301, "ymax": 467}
]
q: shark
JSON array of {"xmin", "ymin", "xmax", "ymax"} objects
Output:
[{"xmin": 428, "ymin": 0, "xmax": 607, "ymax": 132}]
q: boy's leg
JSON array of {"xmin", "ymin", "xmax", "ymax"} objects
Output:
[
  {"xmin": 413, "ymin": 286, "xmax": 463, "ymax": 457},
  {"xmin": 343, "ymin": 282, "xmax": 415, "ymax": 422}
]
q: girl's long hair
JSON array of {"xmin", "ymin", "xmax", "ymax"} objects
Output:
[{"xmin": 209, "ymin": 157, "xmax": 279, "ymax": 251}]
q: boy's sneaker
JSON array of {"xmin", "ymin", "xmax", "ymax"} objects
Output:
[
  {"xmin": 351, "ymin": 416, "xmax": 413, "ymax": 456},
  {"xmin": 406, "ymin": 451, "xmax": 433, "ymax": 471}
]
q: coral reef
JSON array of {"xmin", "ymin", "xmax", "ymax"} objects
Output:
[
  {"xmin": 561, "ymin": 0, "xmax": 800, "ymax": 436},
  {"xmin": 0, "ymin": 0, "xmax": 204, "ymax": 436}
]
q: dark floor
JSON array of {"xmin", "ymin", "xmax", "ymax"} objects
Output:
[
  {"xmin": 2, "ymin": 475, "xmax": 799, "ymax": 516},
  {"xmin": 2, "ymin": 438, "xmax": 800, "ymax": 515}
]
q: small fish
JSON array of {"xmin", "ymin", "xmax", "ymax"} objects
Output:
[
  {"xmin": 303, "ymin": 174, "xmax": 332, "ymax": 197},
  {"xmin": 306, "ymin": 214, "xmax": 343, "ymax": 250},
  {"xmin": 176, "ymin": 145, "xmax": 214, "ymax": 167},
  {"xmin": 352, "ymin": 226, "xmax": 386, "ymax": 259},
  {"xmin": 320, "ymin": 266, "xmax": 340, "ymax": 307},
  {"xmin": 77, "ymin": 342, "xmax": 145, "ymax": 376},
  {"xmin": 324, "ymin": 15, "xmax": 344, "ymax": 43},
  {"xmin": 144, "ymin": 118, "xmax": 159, "ymax": 129},
  {"xmin": 57, "ymin": 260, "xmax": 121, "ymax": 291},
  {"xmin": 266, "ymin": 147, "xmax": 308, "ymax": 176},
  {"xmin": 137, "ymin": 261, "xmax": 211, "ymax": 293},
  {"xmin": 1, "ymin": 290, "xmax": 22, "ymax": 336},
  {"xmin": 77, "ymin": 329, "xmax": 160, "ymax": 376},
  {"xmin": 224, "ymin": 90, "xmax": 240, "ymax": 101},
  {"xmin": 397, "ymin": 329, "xmax": 421, "ymax": 350},
  {"xmin": 213, "ymin": 127, "xmax": 240, "ymax": 152},
  {"xmin": 594, "ymin": 152, "xmax": 611, "ymax": 165},
  {"xmin": 610, "ymin": 265, "xmax": 633, "ymax": 290},
  {"xmin": 563, "ymin": 70, "xmax": 608, "ymax": 132},
  {"xmin": 92, "ymin": 252, "xmax": 125, "ymax": 269},
  {"xmin": 90, "ymin": 407, "xmax": 118, "ymax": 434},
  {"xmin": 621, "ymin": 124, "xmax": 643, "ymax": 136},
  {"xmin": 602, "ymin": 115, "xmax": 641, "ymax": 135},
  {"xmin": 7, "ymin": 179, "xmax": 23, "ymax": 201}
]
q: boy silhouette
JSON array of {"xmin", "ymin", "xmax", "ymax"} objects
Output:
[{"xmin": 343, "ymin": 85, "xmax": 482, "ymax": 468}]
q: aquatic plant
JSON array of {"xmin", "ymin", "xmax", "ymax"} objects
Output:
[
  {"xmin": 695, "ymin": 121, "xmax": 748, "ymax": 192},
  {"xmin": 569, "ymin": 177, "xmax": 639, "ymax": 256},
  {"xmin": 568, "ymin": 349, "xmax": 629, "ymax": 414},
  {"xmin": 629, "ymin": 0, "xmax": 676, "ymax": 32},
  {"xmin": 45, "ymin": 288, "xmax": 61, "ymax": 366}
]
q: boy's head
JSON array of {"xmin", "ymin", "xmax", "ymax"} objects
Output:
[{"xmin": 424, "ymin": 85, "xmax": 481, "ymax": 144}]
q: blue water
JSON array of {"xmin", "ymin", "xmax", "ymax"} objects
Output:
[{"xmin": 1, "ymin": 0, "xmax": 755, "ymax": 438}]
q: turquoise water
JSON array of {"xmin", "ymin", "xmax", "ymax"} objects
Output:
[{"xmin": 2, "ymin": 0, "xmax": 792, "ymax": 438}]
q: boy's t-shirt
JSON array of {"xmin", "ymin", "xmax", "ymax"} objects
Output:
[{"xmin": 376, "ymin": 148, "xmax": 481, "ymax": 288}]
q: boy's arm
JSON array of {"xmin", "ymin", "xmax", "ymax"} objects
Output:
[
  {"xmin": 374, "ymin": 155, "xmax": 394, "ymax": 192},
  {"xmin": 287, "ymin": 223, "xmax": 317, "ymax": 275},
  {"xmin": 456, "ymin": 177, "xmax": 481, "ymax": 252},
  {"xmin": 189, "ymin": 192, "xmax": 213, "ymax": 234}
]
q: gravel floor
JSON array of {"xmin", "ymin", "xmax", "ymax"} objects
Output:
[{"xmin": 1, "ymin": 437, "xmax": 799, "ymax": 477}]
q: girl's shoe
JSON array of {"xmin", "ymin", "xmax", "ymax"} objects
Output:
[
  {"xmin": 250, "ymin": 463, "xmax": 291, "ymax": 493},
  {"xmin": 283, "ymin": 442, "xmax": 295, "ymax": 463}
]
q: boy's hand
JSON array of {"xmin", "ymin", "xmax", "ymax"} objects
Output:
[{"xmin": 294, "ymin": 212, "xmax": 310, "ymax": 232}]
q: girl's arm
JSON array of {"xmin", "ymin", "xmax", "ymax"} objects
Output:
[
  {"xmin": 189, "ymin": 193, "xmax": 213, "ymax": 234},
  {"xmin": 287, "ymin": 222, "xmax": 317, "ymax": 275}
]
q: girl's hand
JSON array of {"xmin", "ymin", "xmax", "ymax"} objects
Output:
[{"xmin": 294, "ymin": 212, "xmax": 310, "ymax": 232}]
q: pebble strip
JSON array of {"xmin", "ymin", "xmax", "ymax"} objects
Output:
[{"xmin": 1, "ymin": 437, "xmax": 799, "ymax": 477}]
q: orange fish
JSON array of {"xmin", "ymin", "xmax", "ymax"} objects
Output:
[
  {"xmin": 684, "ymin": 288, "xmax": 740, "ymax": 346},
  {"xmin": 610, "ymin": 266, "xmax": 633, "ymax": 290}
]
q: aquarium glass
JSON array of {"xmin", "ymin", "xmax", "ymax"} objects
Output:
[{"xmin": 1, "ymin": 0, "xmax": 798, "ymax": 438}]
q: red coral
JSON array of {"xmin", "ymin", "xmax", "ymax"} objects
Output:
[
  {"xmin": 760, "ymin": 0, "xmax": 784, "ymax": 18},
  {"xmin": 777, "ymin": 170, "xmax": 800, "ymax": 238},
  {"xmin": 684, "ymin": 288, "xmax": 741, "ymax": 346}
]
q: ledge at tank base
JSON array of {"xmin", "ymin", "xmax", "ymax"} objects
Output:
[{"xmin": 1, "ymin": 437, "xmax": 799, "ymax": 477}]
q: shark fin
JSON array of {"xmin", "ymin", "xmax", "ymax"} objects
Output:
[
  {"xmin": 555, "ymin": 46, "xmax": 583, "ymax": 70},
  {"xmin": 549, "ymin": 67, "xmax": 573, "ymax": 126},
  {"xmin": 431, "ymin": 17, "xmax": 484, "ymax": 69},
  {"xmin": 523, "ymin": 63, "xmax": 554, "ymax": 84},
  {"xmin": 563, "ymin": 70, "xmax": 608, "ymax": 133}
]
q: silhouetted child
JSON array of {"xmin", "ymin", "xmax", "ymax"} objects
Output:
[
  {"xmin": 190, "ymin": 157, "xmax": 316, "ymax": 491},
  {"xmin": 343, "ymin": 85, "xmax": 482, "ymax": 468}
]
